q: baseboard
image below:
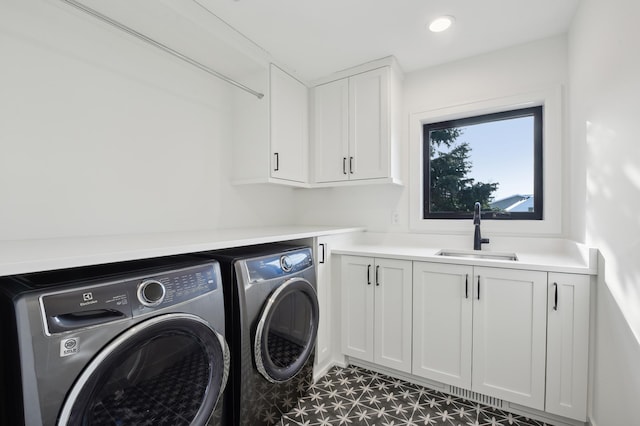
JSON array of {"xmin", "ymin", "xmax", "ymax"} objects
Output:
[
  {"xmin": 506, "ymin": 402, "xmax": 586, "ymax": 426},
  {"xmin": 313, "ymin": 357, "xmax": 349, "ymax": 382},
  {"xmin": 312, "ymin": 362, "xmax": 333, "ymax": 382}
]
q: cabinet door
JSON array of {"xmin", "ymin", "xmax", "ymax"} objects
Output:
[
  {"xmin": 270, "ymin": 64, "xmax": 308, "ymax": 182},
  {"xmin": 472, "ymin": 267, "xmax": 547, "ymax": 410},
  {"xmin": 341, "ymin": 255, "xmax": 374, "ymax": 362},
  {"xmin": 373, "ymin": 258, "xmax": 412, "ymax": 373},
  {"xmin": 546, "ymin": 273, "xmax": 590, "ymax": 421},
  {"xmin": 349, "ymin": 67, "xmax": 389, "ymax": 180},
  {"xmin": 413, "ymin": 262, "xmax": 473, "ymax": 388},
  {"xmin": 313, "ymin": 79, "xmax": 349, "ymax": 183},
  {"xmin": 315, "ymin": 237, "xmax": 332, "ymax": 368}
]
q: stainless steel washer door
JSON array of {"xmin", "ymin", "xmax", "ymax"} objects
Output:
[
  {"xmin": 58, "ymin": 313, "xmax": 229, "ymax": 426},
  {"xmin": 254, "ymin": 278, "xmax": 319, "ymax": 383}
]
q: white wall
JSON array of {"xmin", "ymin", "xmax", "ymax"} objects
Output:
[
  {"xmin": 295, "ymin": 36, "xmax": 570, "ymax": 235},
  {"xmin": 568, "ymin": 0, "xmax": 640, "ymax": 424},
  {"xmin": 0, "ymin": 0, "xmax": 295, "ymax": 240}
]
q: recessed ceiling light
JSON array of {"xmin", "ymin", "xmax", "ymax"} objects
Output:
[{"xmin": 429, "ymin": 16, "xmax": 455, "ymax": 33}]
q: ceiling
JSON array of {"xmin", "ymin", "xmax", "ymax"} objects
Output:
[{"xmin": 193, "ymin": 0, "xmax": 580, "ymax": 82}]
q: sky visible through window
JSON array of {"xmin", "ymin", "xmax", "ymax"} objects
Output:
[{"xmin": 453, "ymin": 116, "xmax": 534, "ymax": 202}]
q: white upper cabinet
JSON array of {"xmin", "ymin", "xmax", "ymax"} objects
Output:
[
  {"xmin": 233, "ymin": 57, "xmax": 401, "ymax": 188},
  {"xmin": 270, "ymin": 64, "xmax": 309, "ymax": 183},
  {"xmin": 312, "ymin": 78, "xmax": 349, "ymax": 182},
  {"xmin": 312, "ymin": 58, "xmax": 402, "ymax": 186},
  {"xmin": 232, "ymin": 64, "xmax": 309, "ymax": 186},
  {"xmin": 349, "ymin": 68, "xmax": 389, "ymax": 180}
]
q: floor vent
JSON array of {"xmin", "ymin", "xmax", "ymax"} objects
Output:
[{"xmin": 448, "ymin": 386, "xmax": 505, "ymax": 409}]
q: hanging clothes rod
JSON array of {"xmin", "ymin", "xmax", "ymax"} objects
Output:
[{"xmin": 59, "ymin": 0, "xmax": 264, "ymax": 99}]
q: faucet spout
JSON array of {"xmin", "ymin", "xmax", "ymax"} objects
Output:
[
  {"xmin": 473, "ymin": 202, "xmax": 490, "ymax": 250},
  {"xmin": 473, "ymin": 202, "xmax": 481, "ymax": 225}
]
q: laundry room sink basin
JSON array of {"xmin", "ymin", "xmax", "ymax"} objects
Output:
[{"xmin": 436, "ymin": 249, "xmax": 519, "ymax": 261}]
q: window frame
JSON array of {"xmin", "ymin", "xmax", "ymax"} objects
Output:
[
  {"xmin": 408, "ymin": 87, "xmax": 563, "ymax": 236},
  {"xmin": 423, "ymin": 106, "xmax": 544, "ymax": 220}
]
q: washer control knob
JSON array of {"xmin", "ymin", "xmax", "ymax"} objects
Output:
[
  {"xmin": 137, "ymin": 280, "xmax": 166, "ymax": 307},
  {"xmin": 281, "ymin": 255, "xmax": 293, "ymax": 272}
]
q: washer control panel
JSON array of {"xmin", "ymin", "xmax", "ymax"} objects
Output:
[
  {"xmin": 245, "ymin": 248, "xmax": 313, "ymax": 283},
  {"xmin": 41, "ymin": 262, "xmax": 221, "ymax": 334}
]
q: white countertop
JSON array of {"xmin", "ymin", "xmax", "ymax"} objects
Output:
[
  {"xmin": 0, "ymin": 226, "xmax": 363, "ymax": 276},
  {"xmin": 0, "ymin": 227, "xmax": 597, "ymax": 277},
  {"xmin": 332, "ymin": 233, "xmax": 598, "ymax": 275}
]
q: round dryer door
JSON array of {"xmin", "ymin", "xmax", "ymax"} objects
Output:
[
  {"xmin": 58, "ymin": 313, "xmax": 229, "ymax": 426},
  {"xmin": 254, "ymin": 277, "xmax": 319, "ymax": 383}
]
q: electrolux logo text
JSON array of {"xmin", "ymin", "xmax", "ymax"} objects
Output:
[{"xmin": 80, "ymin": 291, "xmax": 98, "ymax": 307}]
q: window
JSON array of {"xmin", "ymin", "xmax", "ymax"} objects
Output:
[{"xmin": 423, "ymin": 106, "xmax": 543, "ymax": 220}]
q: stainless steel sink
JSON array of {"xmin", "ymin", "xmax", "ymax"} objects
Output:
[{"xmin": 436, "ymin": 250, "xmax": 518, "ymax": 261}]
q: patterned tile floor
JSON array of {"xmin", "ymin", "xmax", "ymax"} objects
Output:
[{"xmin": 280, "ymin": 365, "xmax": 549, "ymax": 426}]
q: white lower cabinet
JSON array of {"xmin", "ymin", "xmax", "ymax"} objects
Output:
[
  {"xmin": 341, "ymin": 255, "xmax": 412, "ymax": 373},
  {"xmin": 412, "ymin": 262, "xmax": 473, "ymax": 388},
  {"xmin": 545, "ymin": 273, "xmax": 591, "ymax": 421},
  {"xmin": 343, "ymin": 257, "xmax": 591, "ymax": 422},
  {"xmin": 315, "ymin": 237, "xmax": 332, "ymax": 369},
  {"xmin": 413, "ymin": 263, "xmax": 547, "ymax": 410},
  {"xmin": 472, "ymin": 267, "xmax": 548, "ymax": 410}
]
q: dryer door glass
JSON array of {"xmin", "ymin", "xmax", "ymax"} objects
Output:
[
  {"xmin": 255, "ymin": 278, "xmax": 319, "ymax": 383},
  {"xmin": 58, "ymin": 314, "xmax": 229, "ymax": 426}
]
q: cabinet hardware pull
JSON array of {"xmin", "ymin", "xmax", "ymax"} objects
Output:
[
  {"xmin": 375, "ymin": 265, "xmax": 380, "ymax": 286},
  {"xmin": 367, "ymin": 265, "xmax": 371, "ymax": 285},
  {"xmin": 343, "ymin": 157, "xmax": 347, "ymax": 174},
  {"xmin": 477, "ymin": 276, "xmax": 481, "ymax": 300},
  {"xmin": 553, "ymin": 282, "xmax": 558, "ymax": 311},
  {"xmin": 465, "ymin": 274, "xmax": 469, "ymax": 299},
  {"xmin": 274, "ymin": 152, "xmax": 279, "ymax": 171},
  {"xmin": 349, "ymin": 157, "xmax": 354, "ymax": 174},
  {"xmin": 319, "ymin": 243, "xmax": 326, "ymax": 264}
]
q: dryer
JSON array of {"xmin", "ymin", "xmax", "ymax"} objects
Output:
[
  {"xmin": 0, "ymin": 257, "xmax": 229, "ymax": 426},
  {"xmin": 208, "ymin": 245, "xmax": 318, "ymax": 426}
]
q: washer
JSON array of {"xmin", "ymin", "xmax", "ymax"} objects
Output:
[
  {"xmin": 208, "ymin": 245, "xmax": 319, "ymax": 426},
  {"xmin": 0, "ymin": 257, "xmax": 229, "ymax": 426}
]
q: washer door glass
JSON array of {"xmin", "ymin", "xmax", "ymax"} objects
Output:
[
  {"xmin": 58, "ymin": 314, "xmax": 229, "ymax": 426},
  {"xmin": 254, "ymin": 278, "xmax": 319, "ymax": 383}
]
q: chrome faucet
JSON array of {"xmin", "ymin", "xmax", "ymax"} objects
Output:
[{"xmin": 473, "ymin": 202, "xmax": 490, "ymax": 250}]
